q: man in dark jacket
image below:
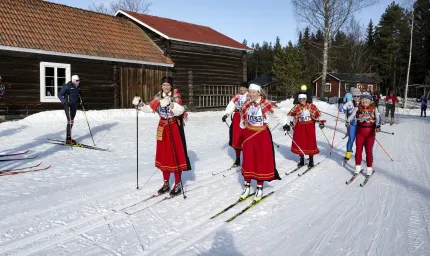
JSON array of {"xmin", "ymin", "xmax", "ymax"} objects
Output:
[{"xmin": 58, "ymin": 75, "xmax": 81, "ymax": 144}]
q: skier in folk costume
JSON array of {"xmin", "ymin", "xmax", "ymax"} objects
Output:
[
  {"xmin": 133, "ymin": 77, "xmax": 191, "ymax": 196},
  {"xmin": 342, "ymin": 88, "xmax": 362, "ymax": 161},
  {"xmin": 222, "ymin": 81, "xmax": 249, "ymax": 166},
  {"xmin": 239, "ymin": 83, "xmax": 288, "ymax": 202},
  {"xmin": 347, "ymin": 90, "xmax": 381, "ymax": 177},
  {"xmin": 285, "ymin": 93, "xmax": 324, "ymax": 167}
]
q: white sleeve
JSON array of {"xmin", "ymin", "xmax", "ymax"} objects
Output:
[
  {"xmin": 347, "ymin": 107, "xmax": 358, "ymax": 123},
  {"xmin": 375, "ymin": 107, "xmax": 381, "ymax": 126},
  {"xmin": 224, "ymin": 100, "xmax": 236, "ymax": 116},
  {"xmin": 171, "ymin": 102, "xmax": 185, "ymax": 116},
  {"xmin": 138, "ymin": 104, "xmax": 155, "ymax": 113},
  {"xmin": 271, "ymin": 108, "xmax": 288, "ymax": 126}
]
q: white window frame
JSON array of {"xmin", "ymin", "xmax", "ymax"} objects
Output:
[
  {"xmin": 40, "ymin": 62, "xmax": 71, "ymax": 103},
  {"xmin": 325, "ymin": 83, "xmax": 331, "ymax": 92}
]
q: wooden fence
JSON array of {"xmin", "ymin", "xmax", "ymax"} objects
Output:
[{"xmin": 196, "ymin": 84, "xmax": 239, "ymax": 108}]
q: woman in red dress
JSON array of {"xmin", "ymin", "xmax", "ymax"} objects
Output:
[
  {"xmin": 222, "ymin": 81, "xmax": 249, "ymax": 166},
  {"xmin": 134, "ymin": 77, "xmax": 191, "ymax": 196},
  {"xmin": 239, "ymin": 83, "xmax": 289, "ymax": 202},
  {"xmin": 286, "ymin": 93, "xmax": 324, "ymax": 167}
]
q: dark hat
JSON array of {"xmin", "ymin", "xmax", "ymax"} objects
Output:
[
  {"xmin": 161, "ymin": 76, "xmax": 173, "ymax": 86},
  {"xmin": 240, "ymin": 81, "xmax": 249, "ymax": 89}
]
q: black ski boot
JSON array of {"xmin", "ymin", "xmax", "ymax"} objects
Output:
[
  {"xmin": 308, "ymin": 156, "xmax": 314, "ymax": 167},
  {"xmin": 298, "ymin": 156, "xmax": 305, "ymax": 167},
  {"xmin": 233, "ymin": 157, "xmax": 241, "ymax": 167},
  {"xmin": 158, "ymin": 180, "xmax": 170, "ymax": 194},
  {"xmin": 66, "ymin": 136, "xmax": 77, "ymax": 145},
  {"xmin": 169, "ymin": 182, "xmax": 182, "ymax": 196}
]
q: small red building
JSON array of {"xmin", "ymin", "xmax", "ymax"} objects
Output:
[{"xmin": 313, "ymin": 73, "xmax": 382, "ymax": 98}]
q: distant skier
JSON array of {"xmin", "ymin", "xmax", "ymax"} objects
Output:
[
  {"xmin": 416, "ymin": 95, "xmax": 427, "ymax": 117},
  {"xmin": 293, "ymin": 84, "xmax": 312, "ymax": 104},
  {"xmin": 347, "ymin": 90, "xmax": 381, "ymax": 177},
  {"xmin": 342, "ymin": 88, "xmax": 361, "ymax": 162},
  {"xmin": 222, "ymin": 81, "xmax": 249, "ymax": 166},
  {"xmin": 239, "ymin": 83, "xmax": 287, "ymax": 202},
  {"xmin": 372, "ymin": 91, "xmax": 381, "ymax": 109},
  {"xmin": 286, "ymin": 93, "xmax": 324, "ymax": 168},
  {"xmin": 58, "ymin": 75, "xmax": 82, "ymax": 145},
  {"xmin": 338, "ymin": 97, "xmax": 344, "ymax": 112},
  {"xmin": 384, "ymin": 90, "xmax": 399, "ymax": 125},
  {"xmin": 343, "ymin": 87, "xmax": 355, "ymax": 103},
  {"xmin": 133, "ymin": 77, "xmax": 191, "ymax": 197}
]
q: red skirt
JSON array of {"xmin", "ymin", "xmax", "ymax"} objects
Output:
[
  {"xmin": 229, "ymin": 112, "xmax": 245, "ymax": 149},
  {"xmin": 155, "ymin": 118, "xmax": 191, "ymax": 173},
  {"xmin": 291, "ymin": 121, "xmax": 319, "ymax": 156},
  {"xmin": 241, "ymin": 125, "xmax": 280, "ymax": 181}
]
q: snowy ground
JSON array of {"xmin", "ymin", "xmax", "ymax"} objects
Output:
[{"xmin": 0, "ymin": 100, "xmax": 429, "ymax": 256}]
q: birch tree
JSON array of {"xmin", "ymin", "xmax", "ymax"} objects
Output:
[
  {"xmin": 291, "ymin": 0, "xmax": 378, "ymax": 99},
  {"xmin": 89, "ymin": 0, "xmax": 151, "ymax": 15}
]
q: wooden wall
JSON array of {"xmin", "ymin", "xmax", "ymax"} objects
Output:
[
  {"xmin": 0, "ymin": 50, "xmax": 170, "ymax": 118},
  {"xmin": 130, "ymin": 24, "xmax": 247, "ymax": 110}
]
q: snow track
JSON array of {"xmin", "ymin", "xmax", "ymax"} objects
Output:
[{"xmin": 1, "ymin": 102, "xmax": 430, "ymax": 255}]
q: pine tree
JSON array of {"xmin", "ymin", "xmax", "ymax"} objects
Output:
[
  {"xmin": 366, "ymin": 19, "xmax": 374, "ymax": 47},
  {"xmin": 272, "ymin": 42, "xmax": 303, "ymax": 96}
]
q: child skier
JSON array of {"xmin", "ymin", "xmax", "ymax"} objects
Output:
[
  {"xmin": 286, "ymin": 93, "xmax": 324, "ymax": 168},
  {"xmin": 342, "ymin": 88, "xmax": 361, "ymax": 162},
  {"xmin": 222, "ymin": 81, "xmax": 249, "ymax": 166},
  {"xmin": 416, "ymin": 95, "xmax": 428, "ymax": 117},
  {"xmin": 347, "ymin": 90, "xmax": 381, "ymax": 177}
]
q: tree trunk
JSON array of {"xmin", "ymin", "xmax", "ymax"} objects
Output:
[
  {"xmin": 404, "ymin": 10, "xmax": 414, "ymax": 109},
  {"xmin": 320, "ymin": 0, "xmax": 330, "ymax": 100}
]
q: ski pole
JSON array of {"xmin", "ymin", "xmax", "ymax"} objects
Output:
[
  {"xmin": 136, "ymin": 101, "xmax": 140, "ymax": 190},
  {"xmin": 80, "ymin": 97, "xmax": 96, "ymax": 146},
  {"xmin": 224, "ymin": 122, "xmax": 230, "ymax": 128},
  {"xmin": 166, "ymin": 116, "xmax": 187, "ymax": 199},
  {"xmin": 319, "ymin": 125, "xmax": 331, "ymax": 146},
  {"xmin": 269, "ymin": 123, "xmax": 280, "ymax": 148},
  {"xmin": 375, "ymin": 138, "xmax": 394, "ymax": 161},
  {"xmin": 330, "ymin": 109, "xmax": 340, "ymax": 155},
  {"xmin": 380, "ymin": 131, "xmax": 394, "ymax": 135},
  {"xmin": 68, "ymin": 94, "xmax": 72, "ymax": 148},
  {"xmin": 320, "ymin": 110, "xmax": 346, "ymax": 121},
  {"xmin": 285, "ymin": 132, "xmax": 306, "ymax": 156}
]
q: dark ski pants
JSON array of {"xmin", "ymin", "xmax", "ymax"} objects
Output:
[
  {"xmin": 385, "ymin": 104, "xmax": 395, "ymax": 118},
  {"xmin": 421, "ymin": 105, "xmax": 427, "ymax": 117},
  {"xmin": 64, "ymin": 104, "xmax": 77, "ymax": 137}
]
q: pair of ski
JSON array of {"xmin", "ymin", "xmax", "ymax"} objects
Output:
[
  {"xmin": 0, "ymin": 149, "xmax": 38, "ymax": 162},
  {"xmin": 285, "ymin": 162, "xmax": 320, "ymax": 177},
  {"xmin": 212, "ymin": 164, "xmax": 240, "ymax": 177},
  {"xmin": 209, "ymin": 191, "xmax": 275, "ymax": 222},
  {"xmin": 46, "ymin": 139, "xmax": 111, "ymax": 152},
  {"xmin": 113, "ymin": 193, "xmax": 180, "ymax": 215},
  {"xmin": 345, "ymin": 170, "xmax": 375, "ymax": 187},
  {"xmin": 0, "ymin": 162, "xmax": 52, "ymax": 176}
]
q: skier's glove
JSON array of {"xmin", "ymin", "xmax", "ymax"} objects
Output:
[
  {"xmin": 375, "ymin": 125, "xmax": 381, "ymax": 132},
  {"xmin": 345, "ymin": 121, "xmax": 350, "ymax": 128},
  {"xmin": 222, "ymin": 114, "xmax": 228, "ymax": 122},
  {"xmin": 64, "ymin": 102, "xmax": 70, "ymax": 107},
  {"xmin": 283, "ymin": 124, "xmax": 291, "ymax": 132},
  {"xmin": 319, "ymin": 122, "xmax": 325, "ymax": 129},
  {"xmin": 290, "ymin": 121, "xmax": 294, "ymax": 127}
]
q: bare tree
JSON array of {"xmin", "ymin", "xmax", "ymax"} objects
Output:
[
  {"xmin": 89, "ymin": 0, "xmax": 151, "ymax": 15},
  {"xmin": 292, "ymin": 0, "xmax": 378, "ymax": 99}
]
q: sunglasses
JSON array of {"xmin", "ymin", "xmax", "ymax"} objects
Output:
[
  {"xmin": 354, "ymin": 96, "xmax": 360, "ymax": 98},
  {"xmin": 298, "ymin": 98, "xmax": 306, "ymax": 101},
  {"xmin": 75, "ymin": 80, "xmax": 80, "ymax": 82}
]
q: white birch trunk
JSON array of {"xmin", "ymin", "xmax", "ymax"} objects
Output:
[{"xmin": 404, "ymin": 11, "xmax": 414, "ymax": 109}]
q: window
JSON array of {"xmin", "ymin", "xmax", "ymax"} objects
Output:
[
  {"xmin": 40, "ymin": 62, "xmax": 71, "ymax": 102},
  {"xmin": 325, "ymin": 83, "xmax": 331, "ymax": 92},
  {"xmin": 356, "ymin": 83, "xmax": 364, "ymax": 89}
]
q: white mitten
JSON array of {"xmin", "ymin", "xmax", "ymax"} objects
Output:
[
  {"xmin": 132, "ymin": 96, "xmax": 142, "ymax": 107},
  {"xmin": 160, "ymin": 97, "xmax": 170, "ymax": 107}
]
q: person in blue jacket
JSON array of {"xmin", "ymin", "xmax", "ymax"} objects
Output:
[
  {"xmin": 58, "ymin": 75, "xmax": 82, "ymax": 144},
  {"xmin": 416, "ymin": 95, "xmax": 428, "ymax": 117},
  {"xmin": 343, "ymin": 87, "xmax": 354, "ymax": 103},
  {"xmin": 342, "ymin": 88, "xmax": 361, "ymax": 161}
]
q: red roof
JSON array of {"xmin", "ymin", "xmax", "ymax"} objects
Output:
[
  {"xmin": 117, "ymin": 10, "xmax": 252, "ymax": 51},
  {"xmin": 0, "ymin": 0, "xmax": 173, "ymax": 66}
]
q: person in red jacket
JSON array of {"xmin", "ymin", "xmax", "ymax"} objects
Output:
[{"xmin": 384, "ymin": 91, "xmax": 399, "ymax": 125}]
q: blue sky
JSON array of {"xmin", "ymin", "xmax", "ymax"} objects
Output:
[{"xmin": 49, "ymin": 0, "xmax": 394, "ymax": 46}]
